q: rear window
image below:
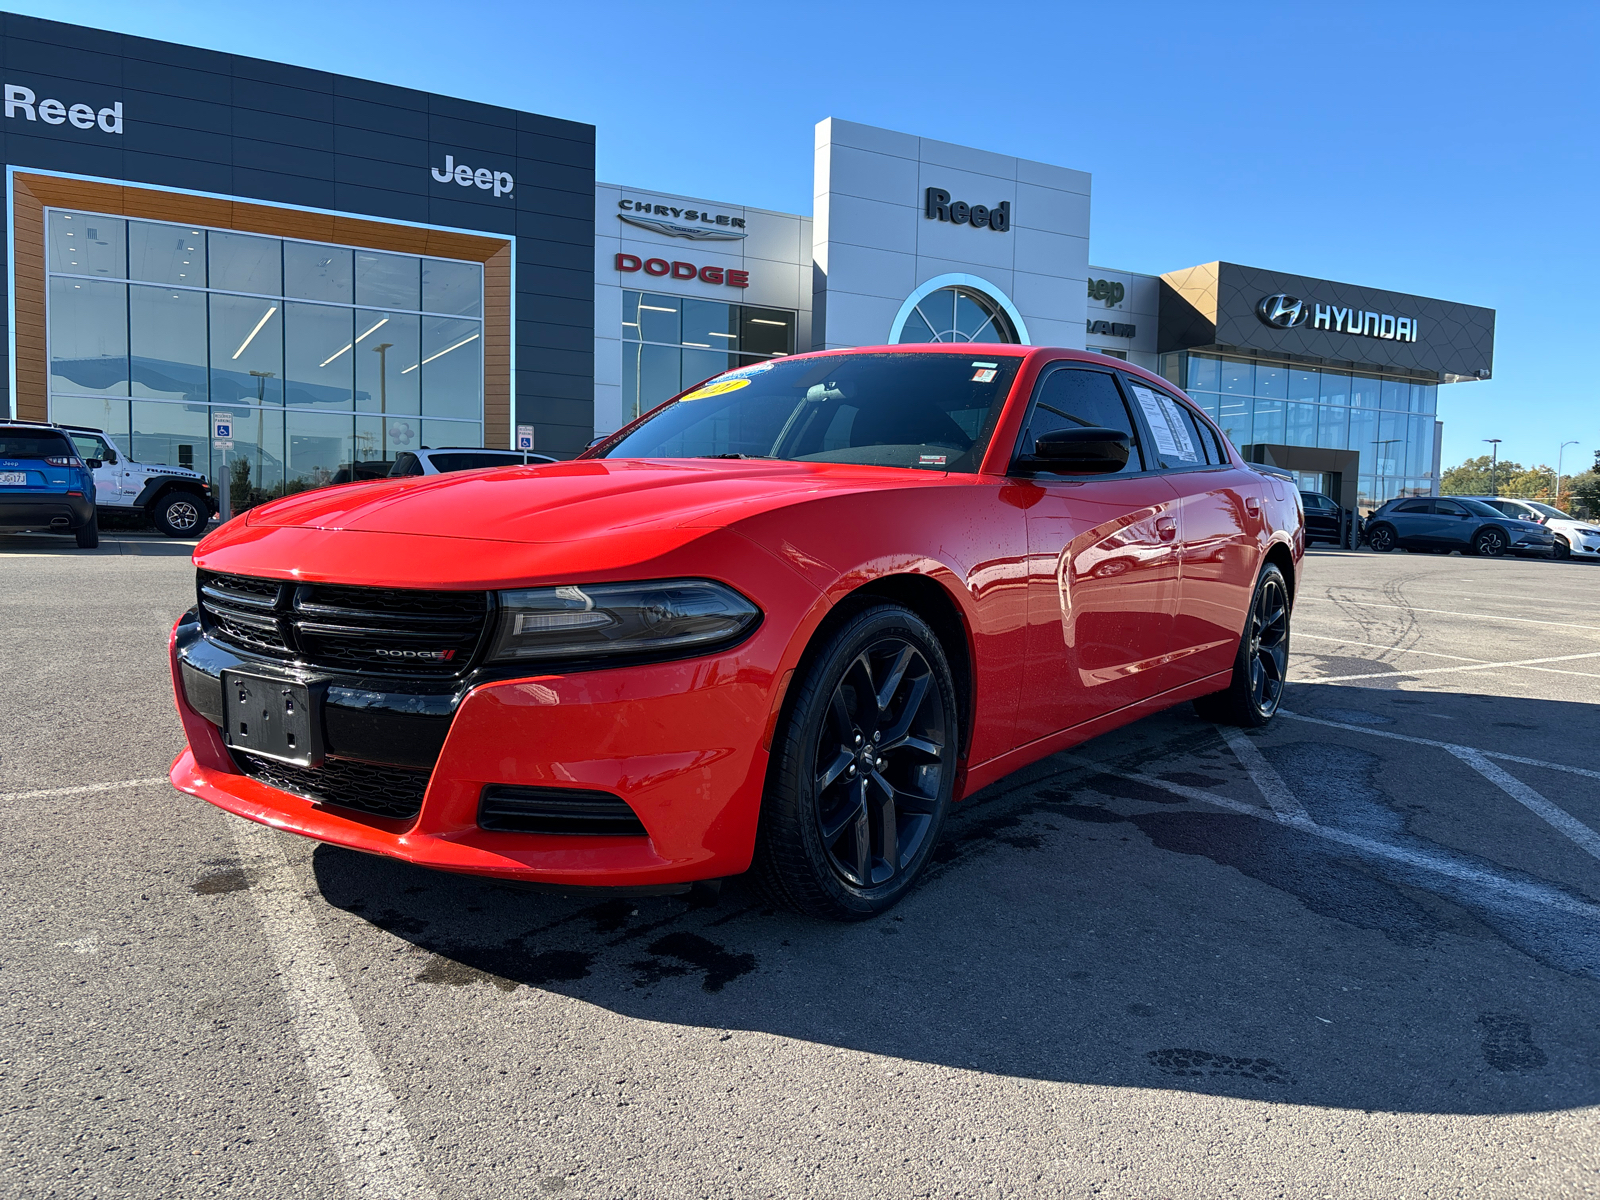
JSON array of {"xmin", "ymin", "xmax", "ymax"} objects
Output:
[
  {"xmin": 0, "ymin": 430, "xmax": 73, "ymax": 459},
  {"xmin": 598, "ymin": 351, "xmax": 1024, "ymax": 473},
  {"xmin": 426, "ymin": 452, "xmax": 523, "ymax": 473}
]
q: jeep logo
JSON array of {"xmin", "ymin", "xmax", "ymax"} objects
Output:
[
  {"xmin": 430, "ymin": 154, "xmax": 513, "ymax": 198},
  {"xmin": 1087, "ymin": 278, "xmax": 1125, "ymax": 307},
  {"xmin": 924, "ymin": 188, "xmax": 1011, "ymax": 232}
]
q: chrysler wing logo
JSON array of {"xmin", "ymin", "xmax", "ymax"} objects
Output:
[
  {"xmin": 1256, "ymin": 294, "xmax": 1309, "ymax": 329},
  {"xmin": 618, "ymin": 213, "xmax": 747, "ymax": 241}
]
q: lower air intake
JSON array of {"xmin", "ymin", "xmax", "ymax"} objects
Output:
[
  {"xmin": 478, "ymin": 785, "xmax": 647, "ymax": 836},
  {"xmin": 233, "ymin": 751, "xmax": 430, "ymax": 821}
]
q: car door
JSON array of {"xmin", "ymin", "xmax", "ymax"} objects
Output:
[
  {"xmin": 1012, "ymin": 362, "xmax": 1183, "ymax": 743},
  {"xmin": 1384, "ymin": 498, "xmax": 1435, "ymax": 546},
  {"xmin": 1122, "ymin": 377, "xmax": 1261, "ymax": 687},
  {"xmin": 1430, "ymin": 498, "xmax": 1475, "ymax": 548}
]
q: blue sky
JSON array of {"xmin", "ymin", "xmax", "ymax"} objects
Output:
[{"xmin": 15, "ymin": 0, "xmax": 1599, "ymax": 473}]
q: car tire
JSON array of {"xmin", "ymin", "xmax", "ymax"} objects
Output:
[
  {"xmin": 153, "ymin": 491, "xmax": 206, "ymax": 538},
  {"xmin": 1366, "ymin": 523, "xmax": 1397, "ymax": 552},
  {"xmin": 1473, "ymin": 527, "xmax": 1508, "ymax": 558},
  {"xmin": 74, "ymin": 513, "xmax": 99, "ymax": 549},
  {"xmin": 1553, "ymin": 536, "xmax": 1571, "ymax": 560},
  {"xmin": 752, "ymin": 603, "xmax": 958, "ymax": 921},
  {"xmin": 1193, "ymin": 563, "xmax": 1291, "ymax": 729}
]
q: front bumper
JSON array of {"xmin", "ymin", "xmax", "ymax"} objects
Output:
[{"xmin": 168, "ymin": 601, "xmax": 794, "ymax": 888}]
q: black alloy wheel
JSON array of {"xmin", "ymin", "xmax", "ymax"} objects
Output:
[
  {"xmin": 1554, "ymin": 536, "xmax": 1571, "ymax": 560},
  {"xmin": 1473, "ymin": 527, "xmax": 1508, "ymax": 558},
  {"xmin": 1366, "ymin": 523, "xmax": 1397, "ymax": 553},
  {"xmin": 754, "ymin": 604, "xmax": 957, "ymax": 920},
  {"xmin": 156, "ymin": 492, "xmax": 205, "ymax": 538},
  {"xmin": 1193, "ymin": 563, "xmax": 1291, "ymax": 729}
]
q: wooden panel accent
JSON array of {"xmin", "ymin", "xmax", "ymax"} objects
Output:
[{"xmin": 11, "ymin": 173, "xmax": 512, "ymax": 440}]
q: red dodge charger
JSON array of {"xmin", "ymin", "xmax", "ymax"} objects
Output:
[{"xmin": 170, "ymin": 346, "xmax": 1303, "ymax": 919}]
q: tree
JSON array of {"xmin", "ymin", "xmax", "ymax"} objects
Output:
[
  {"xmin": 1569, "ymin": 469, "xmax": 1600, "ymax": 517},
  {"xmin": 1439, "ymin": 454, "xmax": 1559, "ymax": 498}
]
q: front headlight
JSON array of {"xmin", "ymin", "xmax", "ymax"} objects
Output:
[{"xmin": 486, "ymin": 579, "xmax": 760, "ymax": 663}]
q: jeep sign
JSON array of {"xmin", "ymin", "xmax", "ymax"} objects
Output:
[{"xmin": 430, "ymin": 154, "xmax": 513, "ymax": 198}]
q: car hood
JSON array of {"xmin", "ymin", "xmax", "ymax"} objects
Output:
[{"xmin": 238, "ymin": 457, "xmax": 939, "ymax": 542}]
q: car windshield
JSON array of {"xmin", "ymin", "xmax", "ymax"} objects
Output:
[
  {"xmin": 1528, "ymin": 502, "xmax": 1571, "ymax": 520},
  {"xmin": 0, "ymin": 431, "xmax": 72, "ymax": 459},
  {"xmin": 1459, "ymin": 498, "xmax": 1511, "ymax": 519},
  {"xmin": 597, "ymin": 352, "xmax": 1025, "ymax": 473},
  {"xmin": 427, "ymin": 452, "xmax": 526, "ymax": 472}
]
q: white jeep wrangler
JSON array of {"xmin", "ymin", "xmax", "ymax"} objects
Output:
[{"xmin": 60, "ymin": 425, "xmax": 216, "ymax": 538}]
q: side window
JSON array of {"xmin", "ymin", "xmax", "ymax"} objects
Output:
[
  {"xmin": 68, "ymin": 433, "xmax": 101, "ymax": 460},
  {"xmin": 1017, "ymin": 366, "xmax": 1143, "ymax": 474},
  {"xmin": 1125, "ymin": 381, "xmax": 1204, "ymax": 468},
  {"xmin": 1394, "ymin": 499, "xmax": 1432, "ymax": 514},
  {"xmin": 390, "ymin": 453, "xmax": 423, "ymax": 477},
  {"xmin": 1434, "ymin": 499, "xmax": 1466, "ymax": 516}
]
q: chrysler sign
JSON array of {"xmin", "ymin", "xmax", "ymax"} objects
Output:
[{"xmin": 1257, "ymin": 293, "xmax": 1419, "ymax": 343}]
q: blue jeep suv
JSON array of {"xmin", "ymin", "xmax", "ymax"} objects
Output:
[
  {"xmin": 1364, "ymin": 496, "xmax": 1554, "ymax": 558},
  {"xmin": 0, "ymin": 423, "xmax": 99, "ymax": 547}
]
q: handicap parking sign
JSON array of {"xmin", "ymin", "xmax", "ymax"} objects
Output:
[
  {"xmin": 516, "ymin": 424, "xmax": 535, "ymax": 452},
  {"xmin": 213, "ymin": 412, "xmax": 234, "ymax": 440}
]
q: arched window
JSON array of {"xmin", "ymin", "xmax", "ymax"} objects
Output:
[{"xmin": 895, "ymin": 285, "xmax": 1018, "ymax": 344}]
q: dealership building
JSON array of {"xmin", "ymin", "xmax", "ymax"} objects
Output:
[{"xmin": 2, "ymin": 15, "xmax": 1494, "ymax": 511}]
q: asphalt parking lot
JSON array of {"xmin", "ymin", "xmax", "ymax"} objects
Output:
[{"xmin": 2, "ymin": 532, "xmax": 1597, "ymax": 1199}]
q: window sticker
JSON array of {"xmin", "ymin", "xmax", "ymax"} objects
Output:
[
  {"xmin": 971, "ymin": 368, "xmax": 997, "ymax": 383},
  {"xmin": 919, "ymin": 454, "xmax": 949, "ymax": 466},
  {"xmin": 970, "ymin": 361, "xmax": 998, "ymax": 367},
  {"xmin": 679, "ymin": 378, "xmax": 751, "ymax": 402},
  {"xmin": 1129, "ymin": 384, "xmax": 1197, "ymax": 461}
]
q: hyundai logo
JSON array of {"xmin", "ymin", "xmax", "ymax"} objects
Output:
[{"xmin": 1256, "ymin": 294, "xmax": 1309, "ymax": 329}]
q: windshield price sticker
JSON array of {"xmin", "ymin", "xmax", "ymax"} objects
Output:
[
  {"xmin": 919, "ymin": 454, "xmax": 949, "ymax": 466},
  {"xmin": 1128, "ymin": 385, "xmax": 1192, "ymax": 458},
  {"xmin": 970, "ymin": 360, "xmax": 998, "ymax": 383},
  {"xmin": 680, "ymin": 378, "xmax": 751, "ymax": 402}
]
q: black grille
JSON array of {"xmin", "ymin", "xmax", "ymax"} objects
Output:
[
  {"xmin": 233, "ymin": 751, "xmax": 430, "ymax": 821},
  {"xmin": 197, "ymin": 570, "xmax": 491, "ymax": 678},
  {"xmin": 478, "ymin": 785, "xmax": 648, "ymax": 836}
]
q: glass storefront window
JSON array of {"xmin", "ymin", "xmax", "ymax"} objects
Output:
[
  {"xmin": 621, "ymin": 290, "xmax": 798, "ymax": 419},
  {"xmin": 1317, "ymin": 405, "xmax": 1348, "ymax": 450},
  {"xmin": 129, "ymin": 221, "xmax": 204, "ymax": 286},
  {"xmin": 894, "ymin": 286, "xmax": 1016, "ymax": 343},
  {"xmin": 285, "ymin": 242, "xmax": 354, "ymax": 304},
  {"xmin": 47, "ymin": 207, "xmax": 487, "ymax": 510},
  {"xmin": 1350, "ymin": 374, "xmax": 1381, "ymax": 408},
  {"xmin": 1185, "ymin": 354, "xmax": 1220, "ymax": 393},
  {"xmin": 130, "ymin": 285, "xmax": 207, "ymax": 400},
  {"xmin": 1255, "ymin": 362, "xmax": 1288, "ymax": 400},
  {"xmin": 208, "ymin": 231, "xmax": 281, "ymax": 295},
  {"xmin": 1220, "ymin": 359, "xmax": 1253, "ymax": 394},
  {"xmin": 1251, "ymin": 398, "xmax": 1285, "ymax": 443},
  {"xmin": 1319, "ymin": 371, "xmax": 1350, "ymax": 406},
  {"xmin": 1217, "ymin": 396, "xmax": 1250, "ymax": 448},
  {"xmin": 1287, "ymin": 368, "xmax": 1319, "ymax": 403},
  {"xmin": 49, "ymin": 211, "xmax": 125, "ymax": 278},
  {"xmin": 1284, "ymin": 402, "xmax": 1316, "ymax": 446},
  {"xmin": 1410, "ymin": 382, "xmax": 1438, "ymax": 414},
  {"xmin": 1380, "ymin": 378, "xmax": 1407, "ymax": 410},
  {"xmin": 50, "ymin": 278, "xmax": 129, "ymax": 395}
]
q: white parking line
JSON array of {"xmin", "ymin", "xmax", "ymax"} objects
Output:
[
  {"xmin": 1218, "ymin": 726, "xmax": 1310, "ymax": 820},
  {"xmin": 0, "ymin": 777, "xmax": 167, "ymax": 803},
  {"xmin": 1063, "ymin": 758, "xmax": 1600, "ymax": 919},
  {"xmin": 1280, "ymin": 711, "xmax": 1600, "ymax": 781},
  {"xmin": 1292, "ymin": 651, "xmax": 1600, "ymax": 684},
  {"xmin": 1303, "ymin": 596, "xmax": 1600, "ymax": 633},
  {"xmin": 229, "ymin": 815, "xmax": 437, "ymax": 1200},
  {"xmin": 1446, "ymin": 746, "xmax": 1600, "ymax": 864}
]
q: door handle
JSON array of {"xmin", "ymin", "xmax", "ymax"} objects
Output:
[
  {"xmin": 1244, "ymin": 496, "xmax": 1261, "ymax": 516},
  {"xmin": 1155, "ymin": 516, "xmax": 1177, "ymax": 542}
]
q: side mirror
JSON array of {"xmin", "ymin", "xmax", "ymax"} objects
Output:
[
  {"xmin": 84, "ymin": 458, "xmax": 102, "ymax": 470},
  {"xmin": 1016, "ymin": 427, "xmax": 1131, "ymax": 475},
  {"xmin": 104, "ymin": 449, "xmax": 118, "ymax": 464}
]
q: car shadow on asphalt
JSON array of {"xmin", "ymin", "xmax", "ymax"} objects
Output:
[
  {"xmin": 308, "ymin": 683, "xmax": 1600, "ymax": 1117},
  {"xmin": 0, "ymin": 533, "xmax": 199, "ymax": 556}
]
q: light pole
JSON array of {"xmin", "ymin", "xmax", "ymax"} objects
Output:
[
  {"xmin": 1484, "ymin": 438, "xmax": 1502, "ymax": 496},
  {"xmin": 372, "ymin": 342, "xmax": 393, "ymax": 459},
  {"xmin": 1374, "ymin": 438, "xmax": 1402, "ymax": 505},
  {"xmin": 1557, "ymin": 440, "xmax": 1579, "ymax": 505}
]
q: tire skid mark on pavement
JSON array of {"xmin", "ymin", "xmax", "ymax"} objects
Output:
[{"xmin": 228, "ymin": 815, "xmax": 438, "ymax": 1200}]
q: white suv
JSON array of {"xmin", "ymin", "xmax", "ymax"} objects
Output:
[
  {"xmin": 1463, "ymin": 496, "xmax": 1600, "ymax": 561},
  {"xmin": 388, "ymin": 447, "xmax": 556, "ymax": 476},
  {"xmin": 60, "ymin": 425, "xmax": 216, "ymax": 538}
]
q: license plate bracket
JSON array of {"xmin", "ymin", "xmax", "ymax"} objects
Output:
[
  {"xmin": 0, "ymin": 471, "xmax": 27, "ymax": 485},
  {"xmin": 222, "ymin": 671, "xmax": 323, "ymax": 767}
]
